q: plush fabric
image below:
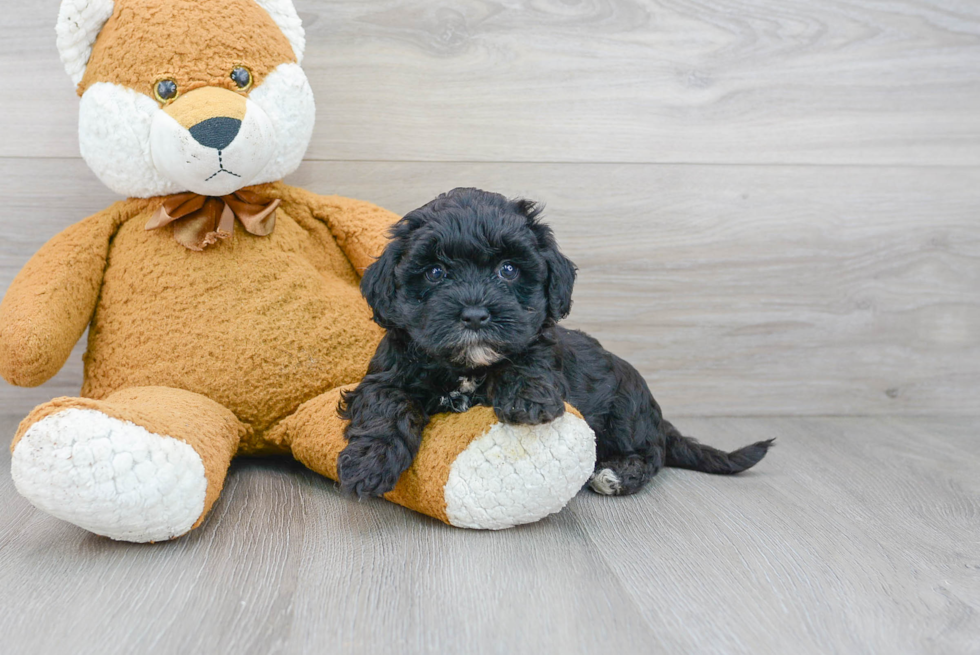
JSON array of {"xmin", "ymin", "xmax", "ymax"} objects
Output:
[
  {"xmin": 1, "ymin": 0, "xmax": 596, "ymax": 541},
  {"xmin": 57, "ymin": 0, "xmax": 116, "ymax": 86},
  {"xmin": 12, "ymin": 387, "xmax": 244, "ymax": 533},
  {"xmin": 69, "ymin": 0, "xmax": 314, "ymax": 198},
  {"xmin": 79, "ymin": 0, "xmax": 296, "ymax": 99},
  {"xmin": 13, "ymin": 409, "xmax": 209, "ymax": 542},
  {"xmin": 78, "ymin": 83, "xmax": 185, "ymax": 197},
  {"xmin": 246, "ymin": 63, "xmax": 316, "ymax": 187},
  {"xmin": 76, "ymin": 185, "xmax": 390, "ymax": 439}
]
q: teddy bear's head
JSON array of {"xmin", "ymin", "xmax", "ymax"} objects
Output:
[{"xmin": 57, "ymin": 0, "xmax": 315, "ymax": 198}]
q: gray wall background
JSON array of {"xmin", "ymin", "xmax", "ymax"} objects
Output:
[{"xmin": 4, "ymin": 1, "xmax": 979, "ymax": 418}]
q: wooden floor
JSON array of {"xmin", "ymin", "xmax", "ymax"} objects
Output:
[
  {"xmin": 2, "ymin": 0, "xmax": 979, "ymax": 653},
  {"xmin": 1, "ymin": 413, "xmax": 977, "ymax": 654}
]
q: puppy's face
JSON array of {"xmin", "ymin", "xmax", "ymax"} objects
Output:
[{"xmin": 362, "ymin": 188, "xmax": 577, "ymax": 368}]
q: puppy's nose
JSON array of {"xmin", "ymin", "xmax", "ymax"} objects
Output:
[
  {"xmin": 461, "ymin": 306, "xmax": 491, "ymax": 330},
  {"xmin": 189, "ymin": 117, "xmax": 242, "ymax": 150}
]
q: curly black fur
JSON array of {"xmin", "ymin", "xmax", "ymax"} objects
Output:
[{"xmin": 337, "ymin": 188, "xmax": 772, "ymax": 498}]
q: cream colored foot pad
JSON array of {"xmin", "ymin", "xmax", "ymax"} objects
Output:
[
  {"xmin": 11, "ymin": 408, "xmax": 207, "ymax": 542},
  {"xmin": 445, "ymin": 412, "xmax": 596, "ymax": 529}
]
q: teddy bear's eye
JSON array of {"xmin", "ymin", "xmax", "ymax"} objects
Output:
[
  {"xmin": 230, "ymin": 67, "xmax": 253, "ymax": 90},
  {"xmin": 154, "ymin": 79, "xmax": 178, "ymax": 102}
]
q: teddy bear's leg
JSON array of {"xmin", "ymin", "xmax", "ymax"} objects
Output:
[
  {"xmin": 268, "ymin": 387, "xmax": 597, "ymax": 529},
  {"xmin": 10, "ymin": 387, "xmax": 245, "ymax": 542}
]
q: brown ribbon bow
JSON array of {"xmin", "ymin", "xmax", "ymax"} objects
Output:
[{"xmin": 145, "ymin": 188, "xmax": 281, "ymax": 251}]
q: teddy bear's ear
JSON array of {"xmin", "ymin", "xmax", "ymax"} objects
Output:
[
  {"xmin": 56, "ymin": 0, "xmax": 115, "ymax": 86},
  {"xmin": 254, "ymin": 0, "xmax": 306, "ymax": 64}
]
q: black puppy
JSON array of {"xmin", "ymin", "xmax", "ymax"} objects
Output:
[{"xmin": 338, "ymin": 188, "xmax": 772, "ymax": 498}]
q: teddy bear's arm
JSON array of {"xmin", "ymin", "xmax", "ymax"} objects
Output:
[
  {"xmin": 0, "ymin": 203, "xmax": 135, "ymax": 387},
  {"xmin": 287, "ymin": 187, "xmax": 400, "ymax": 275}
]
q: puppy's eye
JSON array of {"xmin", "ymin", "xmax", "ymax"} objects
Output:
[
  {"xmin": 154, "ymin": 79, "xmax": 178, "ymax": 102},
  {"xmin": 497, "ymin": 261, "xmax": 520, "ymax": 281},
  {"xmin": 230, "ymin": 67, "xmax": 252, "ymax": 90},
  {"xmin": 425, "ymin": 265, "xmax": 446, "ymax": 282}
]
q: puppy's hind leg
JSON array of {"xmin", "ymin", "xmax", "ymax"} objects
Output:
[
  {"xmin": 589, "ymin": 449, "xmax": 664, "ymax": 496},
  {"xmin": 584, "ymin": 363, "xmax": 668, "ymax": 496},
  {"xmin": 582, "ymin": 357, "xmax": 773, "ymax": 496}
]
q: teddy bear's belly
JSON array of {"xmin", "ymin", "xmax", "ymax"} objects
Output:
[{"xmin": 80, "ymin": 216, "xmax": 384, "ymax": 443}]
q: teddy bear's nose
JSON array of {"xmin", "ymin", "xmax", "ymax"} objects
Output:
[{"xmin": 189, "ymin": 117, "xmax": 242, "ymax": 150}]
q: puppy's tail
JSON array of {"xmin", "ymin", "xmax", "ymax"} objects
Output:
[{"xmin": 664, "ymin": 420, "xmax": 773, "ymax": 474}]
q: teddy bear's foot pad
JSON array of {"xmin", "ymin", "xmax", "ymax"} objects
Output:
[
  {"xmin": 443, "ymin": 412, "xmax": 596, "ymax": 529},
  {"xmin": 11, "ymin": 408, "xmax": 208, "ymax": 542}
]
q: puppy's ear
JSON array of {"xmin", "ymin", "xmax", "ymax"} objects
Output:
[
  {"xmin": 515, "ymin": 198, "xmax": 542, "ymax": 221},
  {"xmin": 360, "ymin": 211, "xmax": 427, "ymax": 327},
  {"xmin": 360, "ymin": 241, "xmax": 402, "ymax": 328},
  {"xmin": 542, "ymin": 239, "xmax": 577, "ymax": 321},
  {"xmin": 518, "ymin": 199, "xmax": 577, "ymax": 322}
]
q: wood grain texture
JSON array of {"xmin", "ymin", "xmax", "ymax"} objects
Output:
[
  {"xmin": 3, "ymin": 0, "xmax": 980, "ymax": 164},
  {"xmin": 1, "ymin": 413, "xmax": 977, "ymax": 654},
  {"xmin": 2, "ymin": 158, "xmax": 977, "ymax": 417},
  {"xmin": 568, "ymin": 415, "xmax": 980, "ymax": 654},
  {"xmin": 2, "ymin": 1, "xmax": 978, "ymax": 653}
]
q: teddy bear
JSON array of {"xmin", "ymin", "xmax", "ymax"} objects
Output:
[{"xmin": 0, "ymin": 0, "xmax": 595, "ymax": 542}]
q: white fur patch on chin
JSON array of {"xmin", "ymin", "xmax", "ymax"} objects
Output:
[
  {"xmin": 248, "ymin": 63, "xmax": 316, "ymax": 185},
  {"xmin": 444, "ymin": 412, "xmax": 596, "ymax": 529},
  {"xmin": 465, "ymin": 344, "xmax": 502, "ymax": 367},
  {"xmin": 79, "ymin": 83, "xmax": 182, "ymax": 198},
  {"xmin": 11, "ymin": 408, "xmax": 208, "ymax": 543}
]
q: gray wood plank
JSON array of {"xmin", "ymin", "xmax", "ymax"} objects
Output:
[
  {"xmin": 568, "ymin": 415, "xmax": 980, "ymax": 655},
  {"xmin": 3, "ymin": 0, "xmax": 980, "ymax": 165},
  {"xmin": 0, "ymin": 413, "xmax": 660, "ymax": 655},
  {"xmin": 2, "ymin": 2, "xmax": 977, "ymax": 653},
  {"xmin": 3, "ymin": 158, "xmax": 978, "ymax": 417},
  {"xmin": 2, "ymin": 413, "xmax": 977, "ymax": 654}
]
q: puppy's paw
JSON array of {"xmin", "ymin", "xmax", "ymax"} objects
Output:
[
  {"xmin": 493, "ymin": 391, "xmax": 565, "ymax": 426},
  {"xmin": 337, "ymin": 437, "xmax": 413, "ymax": 498},
  {"xmin": 588, "ymin": 455, "xmax": 662, "ymax": 496}
]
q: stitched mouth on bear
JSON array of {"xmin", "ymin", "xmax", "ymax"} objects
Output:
[{"xmin": 204, "ymin": 152, "xmax": 242, "ymax": 183}]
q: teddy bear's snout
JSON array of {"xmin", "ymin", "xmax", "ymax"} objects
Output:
[
  {"xmin": 149, "ymin": 84, "xmax": 277, "ymax": 196},
  {"xmin": 163, "ymin": 86, "xmax": 248, "ymax": 142}
]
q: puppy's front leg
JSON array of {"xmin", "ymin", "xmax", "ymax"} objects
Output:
[
  {"xmin": 338, "ymin": 381, "xmax": 427, "ymax": 498},
  {"xmin": 489, "ymin": 363, "xmax": 566, "ymax": 426}
]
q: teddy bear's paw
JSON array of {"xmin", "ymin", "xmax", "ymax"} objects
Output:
[
  {"xmin": 443, "ymin": 412, "xmax": 596, "ymax": 529},
  {"xmin": 11, "ymin": 408, "xmax": 208, "ymax": 542}
]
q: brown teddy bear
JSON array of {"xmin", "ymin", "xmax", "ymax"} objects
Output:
[{"xmin": 0, "ymin": 0, "xmax": 595, "ymax": 542}]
